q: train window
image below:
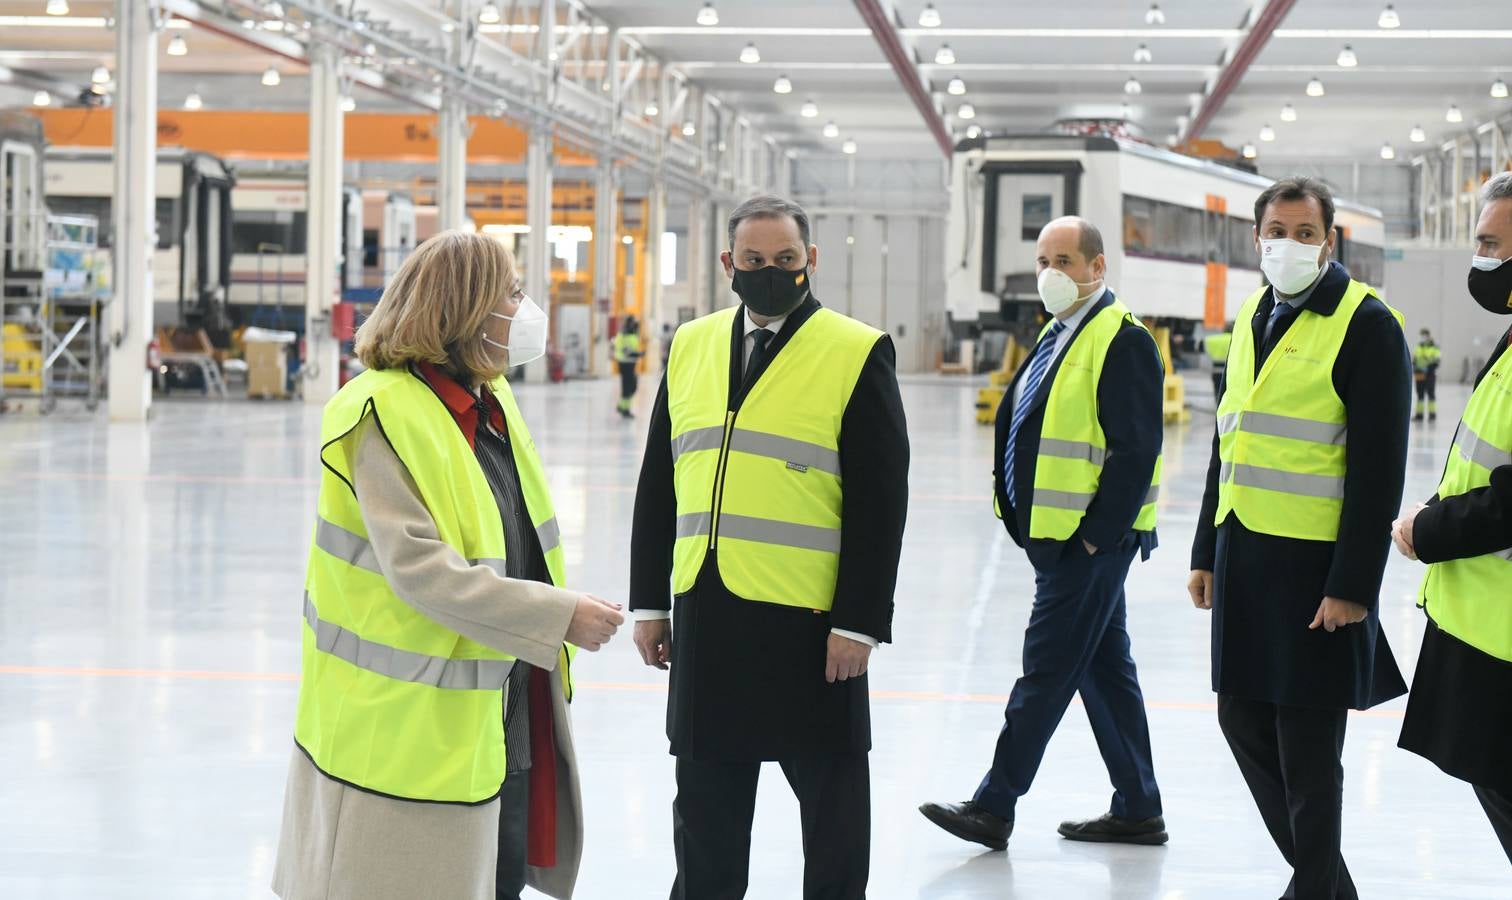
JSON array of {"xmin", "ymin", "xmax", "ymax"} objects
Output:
[
  {"xmin": 1021, "ymin": 194, "xmax": 1053, "ymax": 241},
  {"xmin": 362, "ymin": 229, "xmax": 380, "ymax": 268},
  {"xmin": 232, "ymin": 210, "xmax": 309, "ymax": 256},
  {"xmin": 1122, "ymin": 196, "xmax": 1154, "ymax": 254},
  {"xmin": 1348, "ymin": 242, "xmax": 1386, "ymax": 287},
  {"xmin": 1153, "ymin": 203, "xmax": 1204, "ymax": 263},
  {"xmin": 1228, "ymin": 216, "xmax": 1259, "ymax": 270},
  {"xmin": 156, "ymin": 198, "xmax": 177, "ymax": 250}
]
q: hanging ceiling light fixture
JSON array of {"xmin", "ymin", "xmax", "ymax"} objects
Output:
[
  {"xmin": 773, "ymin": 74, "xmax": 792, "ymax": 94},
  {"xmin": 822, "ymin": 121, "xmax": 840, "ymax": 138},
  {"xmin": 800, "ymin": 99, "xmax": 819, "ymax": 118},
  {"xmin": 1380, "ymin": 142, "xmax": 1396, "ymax": 160},
  {"xmin": 935, "ymin": 44, "xmax": 955, "ymax": 66},
  {"xmin": 1259, "ymin": 123, "xmax": 1276, "ymax": 142},
  {"xmin": 682, "ymin": 121, "xmax": 697, "ymax": 137},
  {"xmin": 1241, "ymin": 143, "xmax": 1258, "ymax": 160},
  {"xmin": 1377, "ymin": 4, "xmax": 1400, "ymax": 29},
  {"xmin": 966, "ymin": 125, "xmax": 982, "ymax": 139},
  {"xmin": 262, "ymin": 66, "xmax": 281, "ymax": 86},
  {"xmin": 91, "ymin": 66, "xmax": 110, "ymax": 84},
  {"xmin": 842, "ymin": 139, "xmax": 858, "ymax": 155},
  {"xmin": 919, "ymin": 3, "xmax": 941, "ymax": 27},
  {"xmin": 183, "ymin": 92, "xmax": 203, "ymax": 110},
  {"xmin": 1336, "ymin": 45, "xmax": 1358, "ymax": 67},
  {"xmin": 1146, "ymin": 3, "xmax": 1165, "ymax": 25},
  {"xmin": 1280, "ymin": 103, "xmax": 1297, "ymax": 122},
  {"xmin": 957, "ymin": 102, "xmax": 976, "ymax": 120},
  {"xmin": 1446, "ymin": 104, "xmax": 1464, "ymax": 123},
  {"xmin": 1409, "ymin": 124, "xmax": 1426, "ymax": 143},
  {"xmin": 167, "ymin": 35, "xmax": 188, "ymax": 56},
  {"xmin": 478, "ymin": 3, "xmax": 501, "ymax": 25},
  {"xmin": 32, "ymin": 90, "xmax": 51, "ymax": 107},
  {"xmin": 1306, "ymin": 77, "xmax": 1325, "ymax": 97},
  {"xmin": 1493, "ymin": 78, "xmax": 1510, "ymax": 99},
  {"xmin": 697, "ymin": 2, "xmax": 719, "ymax": 26},
  {"xmin": 1124, "ymin": 76, "xmax": 1142, "ymax": 95},
  {"xmin": 46, "ymin": 0, "xmax": 69, "ymax": 15},
  {"xmin": 342, "ymin": 95, "xmax": 356, "ymax": 112},
  {"xmin": 644, "ymin": 99, "xmax": 659, "ymax": 117},
  {"xmin": 740, "ymin": 42, "xmax": 761, "ymax": 64},
  {"xmin": 947, "ymin": 76, "xmax": 966, "ymax": 96},
  {"xmin": 1133, "ymin": 44, "xmax": 1153, "ymax": 64}
]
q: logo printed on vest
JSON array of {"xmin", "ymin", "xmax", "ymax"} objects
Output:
[{"xmin": 786, "ymin": 461, "xmax": 810, "ymax": 473}]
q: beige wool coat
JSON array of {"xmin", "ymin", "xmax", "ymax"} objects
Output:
[{"xmin": 272, "ymin": 416, "xmax": 585, "ymax": 900}]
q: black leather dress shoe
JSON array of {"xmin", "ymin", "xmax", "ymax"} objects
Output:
[
  {"xmin": 1058, "ymin": 813, "xmax": 1168, "ymax": 845},
  {"xmin": 918, "ymin": 801, "xmax": 1012, "ymax": 851}
]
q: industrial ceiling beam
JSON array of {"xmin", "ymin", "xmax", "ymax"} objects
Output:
[
  {"xmin": 850, "ymin": 0, "xmax": 953, "ymax": 158},
  {"xmin": 1182, "ymin": 0, "xmax": 1298, "ymax": 143}
]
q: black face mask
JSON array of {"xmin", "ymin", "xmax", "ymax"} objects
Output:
[
  {"xmin": 1469, "ymin": 259, "xmax": 1512, "ymax": 315},
  {"xmin": 731, "ymin": 265, "xmax": 810, "ymax": 318}
]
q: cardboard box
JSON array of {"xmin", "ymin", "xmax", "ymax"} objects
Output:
[{"xmin": 246, "ymin": 340, "xmax": 289, "ymax": 398}]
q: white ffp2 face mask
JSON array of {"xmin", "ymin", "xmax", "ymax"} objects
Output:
[
  {"xmin": 1036, "ymin": 267, "xmax": 1101, "ymax": 316},
  {"xmin": 482, "ymin": 294, "xmax": 549, "ymax": 367},
  {"xmin": 1260, "ymin": 238, "xmax": 1328, "ymax": 295}
]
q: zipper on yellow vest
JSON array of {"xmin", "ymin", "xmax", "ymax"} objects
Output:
[{"xmin": 708, "ymin": 410, "xmax": 737, "ymax": 548}]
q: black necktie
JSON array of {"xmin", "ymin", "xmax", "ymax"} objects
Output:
[{"xmin": 745, "ymin": 329, "xmax": 774, "ymax": 385}]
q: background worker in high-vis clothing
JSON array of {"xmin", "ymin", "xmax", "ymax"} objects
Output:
[
  {"xmin": 1393, "ymin": 171, "xmax": 1512, "ymax": 864},
  {"xmin": 628, "ymin": 195, "xmax": 909, "ymax": 900},
  {"xmin": 1204, "ymin": 328, "xmax": 1232, "ymax": 401},
  {"xmin": 1188, "ymin": 176, "xmax": 1410, "ymax": 900},
  {"xmin": 1413, "ymin": 328, "xmax": 1442, "ymax": 422},
  {"xmin": 613, "ymin": 315, "xmax": 644, "ymax": 419},
  {"xmin": 920, "ymin": 216, "xmax": 1167, "ymax": 853},
  {"xmin": 271, "ymin": 231, "xmax": 624, "ymax": 900}
]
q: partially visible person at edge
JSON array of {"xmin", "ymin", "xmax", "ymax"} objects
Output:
[
  {"xmin": 614, "ymin": 314, "xmax": 644, "ymax": 419},
  {"xmin": 1188, "ymin": 175, "xmax": 1410, "ymax": 900},
  {"xmin": 1393, "ymin": 171, "xmax": 1512, "ymax": 864},
  {"xmin": 272, "ymin": 230, "xmax": 625, "ymax": 900}
]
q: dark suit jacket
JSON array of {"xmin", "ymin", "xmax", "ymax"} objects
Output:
[
  {"xmin": 1192, "ymin": 261, "xmax": 1410, "ymax": 709},
  {"xmin": 993, "ymin": 289, "xmax": 1165, "ymax": 572},
  {"xmin": 628, "ymin": 295, "xmax": 910, "ymax": 760}
]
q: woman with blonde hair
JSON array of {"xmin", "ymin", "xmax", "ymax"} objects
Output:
[{"xmin": 272, "ymin": 230, "xmax": 624, "ymax": 900}]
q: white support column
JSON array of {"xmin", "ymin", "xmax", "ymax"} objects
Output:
[
  {"xmin": 685, "ymin": 192, "xmax": 707, "ymax": 320},
  {"xmin": 642, "ymin": 179, "xmax": 667, "ymax": 332},
  {"xmin": 107, "ymin": 0, "xmax": 157, "ymax": 422},
  {"xmin": 438, "ymin": 97, "xmax": 469, "ymax": 230},
  {"xmin": 303, "ymin": 39, "xmax": 343, "ymax": 405},
  {"xmin": 592, "ymin": 153, "xmax": 617, "ymax": 377},
  {"xmin": 524, "ymin": 123, "xmax": 554, "ymax": 383}
]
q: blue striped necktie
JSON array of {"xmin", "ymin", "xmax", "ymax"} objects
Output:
[{"xmin": 1005, "ymin": 321, "xmax": 1067, "ymax": 509}]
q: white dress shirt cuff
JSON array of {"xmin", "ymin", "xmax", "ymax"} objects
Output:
[
  {"xmin": 634, "ymin": 609, "xmax": 672, "ymax": 621},
  {"xmin": 831, "ymin": 628, "xmax": 879, "ymax": 648}
]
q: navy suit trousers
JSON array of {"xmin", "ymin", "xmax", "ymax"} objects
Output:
[{"xmin": 973, "ymin": 542, "xmax": 1162, "ymax": 822}]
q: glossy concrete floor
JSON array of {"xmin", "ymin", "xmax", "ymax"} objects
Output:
[{"xmin": 0, "ymin": 375, "xmax": 1505, "ymax": 900}]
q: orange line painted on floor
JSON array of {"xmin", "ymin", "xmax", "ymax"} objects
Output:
[{"xmin": 0, "ymin": 665, "xmax": 1405, "ymax": 717}]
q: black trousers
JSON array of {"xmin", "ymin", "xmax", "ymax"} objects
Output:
[
  {"xmin": 1217, "ymin": 695, "xmax": 1356, "ymax": 900},
  {"xmin": 671, "ymin": 753, "xmax": 870, "ymax": 900},
  {"xmin": 496, "ymin": 770, "xmax": 528, "ymax": 900},
  {"xmin": 1211, "ymin": 367, "xmax": 1225, "ymax": 400},
  {"xmin": 1474, "ymin": 785, "xmax": 1512, "ymax": 865},
  {"xmin": 618, "ymin": 361, "xmax": 638, "ymax": 400}
]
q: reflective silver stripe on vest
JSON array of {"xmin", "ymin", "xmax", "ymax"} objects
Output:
[
  {"xmin": 473, "ymin": 557, "xmax": 508, "ymax": 578},
  {"xmin": 1033, "ymin": 483, "xmax": 1157, "ymax": 511},
  {"xmin": 1455, "ymin": 423, "xmax": 1512, "ymax": 472},
  {"xmin": 316, "ymin": 518, "xmax": 383, "ymax": 576},
  {"xmin": 1220, "ymin": 411, "xmax": 1346, "ymax": 446},
  {"xmin": 676, "ymin": 512, "xmax": 712, "ymax": 540},
  {"xmin": 536, "ymin": 516, "xmax": 562, "ymax": 555},
  {"xmin": 728, "ymin": 429, "xmax": 842, "ymax": 478},
  {"xmin": 716, "ymin": 513, "xmax": 842, "ymax": 554},
  {"xmin": 1038, "ymin": 439, "xmax": 1107, "ymax": 467},
  {"xmin": 303, "ymin": 593, "xmax": 511, "ymax": 690},
  {"xmin": 1143, "ymin": 484, "xmax": 1160, "ymax": 505},
  {"xmin": 1220, "ymin": 462, "xmax": 1345, "ymax": 500},
  {"xmin": 671, "ymin": 426, "xmax": 727, "ymax": 462}
]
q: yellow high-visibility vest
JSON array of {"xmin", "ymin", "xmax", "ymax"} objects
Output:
[
  {"xmin": 614, "ymin": 332, "xmax": 642, "ymax": 364},
  {"xmin": 667, "ymin": 306, "xmax": 881, "ymax": 610},
  {"xmin": 1028, "ymin": 299, "xmax": 1162, "ymax": 540},
  {"xmin": 1205, "ymin": 332, "xmax": 1232, "ymax": 364},
  {"xmin": 1420, "ymin": 346, "xmax": 1512, "ymax": 662},
  {"xmin": 295, "ymin": 367, "xmax": 571, "ymax": 804},
  {"xmin": 1215, "ymin": 280, "xmax": 1405, "ymax": 542}
]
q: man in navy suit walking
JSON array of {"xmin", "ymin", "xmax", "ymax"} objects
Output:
[{"xmin": 921, "ymin": 216, "xmax": 1167, "ymax": 849}]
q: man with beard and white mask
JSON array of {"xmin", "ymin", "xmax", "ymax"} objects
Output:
[
  {"xmin": 1189, "ymin": 175, "xmax": 1410, "ymax": 900},
  {"xmin": 921, "ymin": 215, "xmax": 1167, "ymax": 851},
  {"xmin": 628, "ymin": 195, "xmax": 909, "ymax": 899},
  {"xmin": 1393, "ymin": 170, "xmax": 1512, "ymax": 863}
]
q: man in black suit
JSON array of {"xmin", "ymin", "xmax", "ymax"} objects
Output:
[
  {"xmin": 1393, "ymin": 171, "xmax": 1512, "ymax": 863},
  {"xmin": 1189, "ymin": 176, "xmax": 1409, "ymax": 899},
  {"xmin": 921, "ymin": 216, "xmax": 1167, "ymax": 850},
  {"xmin": 629, "ymin": 195, "xmax": 909, "ymax": 900}
]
